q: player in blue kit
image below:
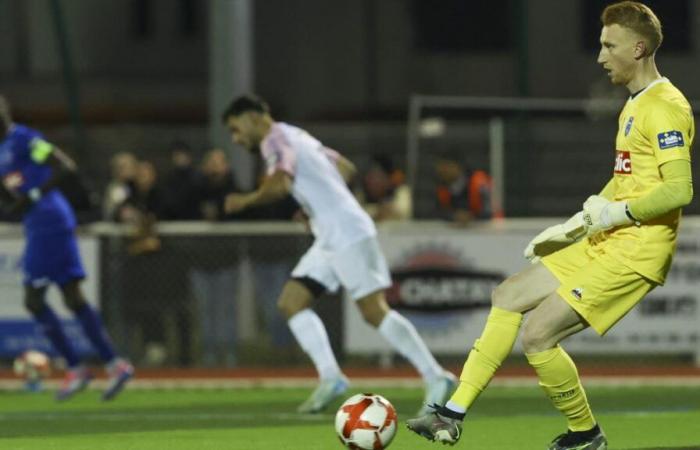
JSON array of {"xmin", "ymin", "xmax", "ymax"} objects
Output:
[{"xmin": 0, "ymin": 95, "xmax": 133, "ymax": 401}]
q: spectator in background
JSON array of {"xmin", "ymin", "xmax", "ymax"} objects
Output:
[
  {"xmin": 123, "ymin": 160, "xmax": 194, "ymax": 366},
  {"xmin": 162, "ymin": 141, "xmax": 201, "ymax": 220},
  {"xmin": 103, "ymin": 152, "xmax": 137, "ymax": 221},
  {"xmin": 197, "ymin": 148, "xmax": 243, "ymax": 221},
  {"xmin": 119, "ymin": 161, "xmax": 165, "ymax": 363},
  {"xmin": 129, "ymin": 160, "xmax": 162, "ymax": 218},
  {"xmin": 58, "ymin": 170, "xmax": 100, "ymax": 224},
  {"xmin": 357, "ymin": 154, "xmax": 412, "ymax": 222},
  {"xmin": 248, "ymin": 169, "xmax": 300, "ymax": 351},
  {"xmin": 434, "ymin": 157, "xmax": 496, "ymax": 226},
  {"xmin": 117, "ymin": 160, "xmax": 162, "ymax": 255},
  {"xmin": 190, "ymin": 148, "xmax": 239, "ymax": 366}
]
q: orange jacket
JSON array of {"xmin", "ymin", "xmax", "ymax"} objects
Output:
[{"xmin": 437, "ymin": 170, "xmax": 499, "ymax": 219}]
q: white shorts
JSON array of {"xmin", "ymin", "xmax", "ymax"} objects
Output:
[{"xmin": 291, "ymin": 236, "xmax": 392, "ymax": 300}]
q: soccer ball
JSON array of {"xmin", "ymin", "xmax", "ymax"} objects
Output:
[
  {"xmin": 335, "ymin": 393, "xmax": 397, "ymax": 450},
  {"xmin": 13, "ymin": 350, "xmax": 51, "ymax": 391}
]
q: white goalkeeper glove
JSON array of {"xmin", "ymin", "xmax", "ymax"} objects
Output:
[
  {"xmin": 582, "ymin": 195, "xmax": 638, "ymax": 236},
  {"xmin": 524, "ymin": 211, "xmax": 587, "ymax": 263}
]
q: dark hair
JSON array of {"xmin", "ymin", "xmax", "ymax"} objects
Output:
[
  {"xmin": 371, "ymin": 154, "xmax": 395, "ymax": 174},
  {"xmin": 221, "ymin": 94, "xmax": 270, "ymax": 122},
  {"xmin": 169, "ymin": 139, "xmax": 192, "ymax": 153}
]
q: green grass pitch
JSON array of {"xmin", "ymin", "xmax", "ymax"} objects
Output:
[{"xmin": 0, "ymin": 385, "xmax": 698, "ymax": 449}]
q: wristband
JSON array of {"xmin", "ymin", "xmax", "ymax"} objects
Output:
[
  {"xmin": 28, "ymin": 188, "xmax": 42, "ymax": 202},
  {"xmin": 625, "ymin": 203, "xmax": 640, "ymax": 226}
]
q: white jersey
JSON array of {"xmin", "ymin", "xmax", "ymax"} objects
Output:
[{"xmin": 261, "ymin": 122, "xmax": 376, "ymax": 250}]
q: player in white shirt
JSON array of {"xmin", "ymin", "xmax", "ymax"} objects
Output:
[{"xmin": 222, "ymin": 95, "xmax": 456, "ymax": 414}]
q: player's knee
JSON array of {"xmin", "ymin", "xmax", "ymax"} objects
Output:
[
  {"xmin": 491, "ymin": 281, "xmax": 515, "ymax": 309},
  {"xmin": 24, "ymin": 291, "xmax": 46, "ymax": 315},
  {"xmin": 358, "ymin": 305, "xmax": 384, "ymax": 328},
  {"xmin": 356, "ymin": 293, "xmax": 389, "ymax": 328},
  {"xmin": 277, "ymin": 297, "xmax": 295, "ymax": 318},
  {"xmin": 521, "ymin": 320, "xmax": 553, "ymax": 354},
  {"xmin": 277, "ymin": 293, "xmax": 311, "ymax": 319},
  {"xmin": 64, "ymin": 294, "xmax": 87, "ymax": 312},
  {"xmin": 278, "ymin": 278, "xmax": 319, "ymax": 319},
  {"xmin": 61, "ymin": 283, "xmax": 87, "ymax": 312}
]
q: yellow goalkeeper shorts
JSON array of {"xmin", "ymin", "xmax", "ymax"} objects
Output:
[{"xmin": 541, "ymin": 238, "xmax": 657, "ymax": 335}]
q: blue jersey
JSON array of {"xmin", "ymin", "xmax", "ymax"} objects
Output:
[{"xmin": 0, "ymin": 124, "xmax": 76, "ymax": 236}]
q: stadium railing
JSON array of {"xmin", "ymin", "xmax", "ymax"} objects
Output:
[{"xmin": 0, "ymin": 220, "xmax": 697, "ymax": 368}]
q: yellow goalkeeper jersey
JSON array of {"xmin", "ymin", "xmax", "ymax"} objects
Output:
[{"xmin": 595, "ymin": 78, "xmax": 694, "ymax": 284}]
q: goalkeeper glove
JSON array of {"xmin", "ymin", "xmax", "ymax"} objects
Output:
[
  {"xmin": 524, "ymin": 211, "xmax": 587, "ymax": 263},
  {"xmin": 582, "ymin": 195, "xmax": 639, "ymax": 236}
]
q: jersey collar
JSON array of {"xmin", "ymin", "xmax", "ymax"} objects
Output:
[{"xmin": 628, "ymin": 77, "xmax": 669, "ymax": 102}]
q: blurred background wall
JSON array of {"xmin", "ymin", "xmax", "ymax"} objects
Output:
[
  {"xmin": 0, "ymin": 0, "xmax": 698, "ymax": 367},
  {"xmin": 2, "ymin": 0, "xmax": 698, "ymax": 115}
]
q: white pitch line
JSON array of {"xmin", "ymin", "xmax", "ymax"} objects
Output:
[
  {"xmin": 0, "ymin": 376, "xmax": 699, "ymax": 391},
  {"xmin": 0, "ymin": 411, "xmax": 333, "ymax": 422},
  {"xmin": 0, "ymin": 408, "xmax": 692, "ymax": 423}
]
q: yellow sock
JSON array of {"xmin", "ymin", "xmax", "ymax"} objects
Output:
[
  {"xmin": 448, "ymin": 307, "xmax": 523, "ymax": 410},
  {"xmin": 526, "ymin": 345, "xmax": 596, "ymax": 432}
]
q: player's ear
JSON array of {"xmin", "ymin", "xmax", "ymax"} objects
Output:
[
  {"xmin": 250, "ymin": 111, "xmax": 264, "ymax": 125},
  {"xmin": 633, "ymin": 40, "xmax": 647, "ymax": 60}
]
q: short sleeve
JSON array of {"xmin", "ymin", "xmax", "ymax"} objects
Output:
[
  {"xmin": 322, "ymin": 146, "xmax": 340, "ymax": 165},
  {"xmin": 262, "ymin": 130, "xmax": 297, "ymax": 177},
  {"xmin": 645, "ymin": 102, "xmax": 693, "ymax": 166}
]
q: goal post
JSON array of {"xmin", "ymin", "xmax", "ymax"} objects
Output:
[{"xmin": 405, "ymin": 94, "xmax": 631, "ymax": 218}]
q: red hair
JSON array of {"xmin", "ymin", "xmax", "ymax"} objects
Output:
[{"xmin": 602, "ymin": 1, "xmax": 663, "ymax": 54}]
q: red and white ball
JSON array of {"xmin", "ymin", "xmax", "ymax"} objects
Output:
[{"xmin": 335, "ymin": 393, "xmax": 397, "ymax": 450}]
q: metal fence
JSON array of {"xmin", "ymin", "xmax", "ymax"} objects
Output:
[
  {"xmin": 95, "ymin": 222, "xmax": 345, "ymax": 368},
  {"xmin": 1, "ymin": 217, "xmax": 698, "ymax": 369},
  {"xmin": 94, "ymin": 219, "xmax": 700, "ymax": 368}
]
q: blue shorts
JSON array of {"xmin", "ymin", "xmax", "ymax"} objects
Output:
[{"xmin": 23, "ymin": 232, "xmax": 86, "ymax": 288}]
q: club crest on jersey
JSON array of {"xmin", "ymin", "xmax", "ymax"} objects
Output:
[
  {"xmin": 571, "ymin": 287, "xmax": 583, "ymax": 301},
  {"xmin": 614, "ymin": 151, "xmax": 632, "ymax": 174},
  {"xmin": 657, "ymin": 130, "xmax": 684, "ymax": 150},
  {"xmin": 624, "ymin": 116, "xmax": 634, "ymax": 136}
]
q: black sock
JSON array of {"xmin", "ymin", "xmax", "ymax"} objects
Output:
[
  {"xmin": 436, "ymin": 405, "xmax": 465, "ymax": 421},
  {"xmin": 571, "ymin": 424, "xmax": 600, "ymax": 437}
]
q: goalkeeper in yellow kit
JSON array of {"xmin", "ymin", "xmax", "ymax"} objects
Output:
[{"xmin": 407, "ymin": 2, "xmax": 694, "ymax": 449}]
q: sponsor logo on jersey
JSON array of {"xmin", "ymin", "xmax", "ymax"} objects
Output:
[
  {"xmin": 624, "ymin": 116, "xmax": 634, "ymax": 136},
  {"xmin": 614, "ymin": 151, "xmax": 632, "ymax": 174},
  {"xmin": 2, "ymin": 171, "xmax": 24, "ymax": 189},
  {"xmin": 657, "ymin": 130, "xmax": 685, "ymax": 150},
  {"xmin": 571, "ymin": 287, "xmax": 583, "ymax": 301}
]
